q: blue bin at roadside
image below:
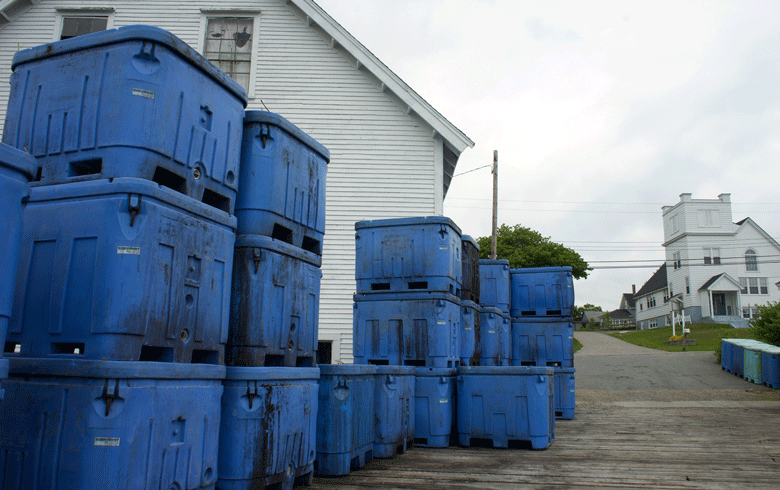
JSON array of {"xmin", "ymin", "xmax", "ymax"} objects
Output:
[
  {"xmin": 509, "ymin": 266, "xmax": 574, "ymax": 318},
  {"xmin": 355, "ymin": 216, "xmax": 462, "ymax": 295},
  {"xmin": 7, "ymin": 178, "xmax": 235, "ymax": 364},
  {"xmin": 5, "ymin": 25, "xmax": 247, "ymax": 213},
  {"xmin": 479, "ymin": 259, "xmax": 510, "ymax": 314},
  {"xmin": 316, "ymin": 364, "xmax": 376, "ymax": 475},
  {"xmin": 218, "ymin": 366, "xmax": 319, "ymax": 490},
  {"xmin": 227, "ymin": 235, "xmax": 322, "ymax": 367},
  {"xmin": 0, "ymin": 358, "xmax": 224, "ymax": 490},
  {"xmin": 460, "ymin": 300, "xmax": 481, "ymax": 366},
  {"xmin": 456, "ymin": 366, "xmax": 555, "ymax": 450},
  {"xmin": 744, "ymin": 343, "xmax": 763, "ymax": 384},
  {"xmin": 721, "ymin": 339, "xmax": 735, "ymax": 373},
  {"xmin": 0, "ymin": 144, "xmax": 36, "ymax": 398},
  {"xmin": 414, "ymin": 367, "xmax": 456, "ymax": 447},
  {"xmin": 235, "ymin": 111, "xmax": 329, "ymax": 254},
  {"xmin": 554, "ymin": 366, "xmax": 576, "ymax": 420},
  {"xmin": 759, "ymin": 344, "xmax": 780, "ymax": 389},
  {"xmin": 511, "ymin": 317, "xmax": 574, "ymax": 368},
  {"xmin": 373, "ymin": 365, "xmax": 415, "ymax": 458},
  {"xmin": 480, "ymin": 307, "xmax": 510, "ymax": 366}
]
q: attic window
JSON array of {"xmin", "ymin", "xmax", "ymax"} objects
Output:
[
  {"xmin": 60, "ymin": 16, "xmax": 108, "ymax": 40},
  {"xmin": 204, "ymin": 17, "xmax": 254, "ymax": 91}
]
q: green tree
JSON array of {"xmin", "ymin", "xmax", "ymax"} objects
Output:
[
  {"xmin": 752, "ymin": 301, "xmax": 780, "ymax": 347},
  {"xmin": 477, "ymin": 224, "xmax": 591, "ymax": 279},
  {"xmin": 574, "ymin": 303, "xmax": 602, "ymax": 321}
]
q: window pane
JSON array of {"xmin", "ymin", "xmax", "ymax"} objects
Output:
[
  {"xmin": 61, "ymin": 16, "xmax": 108, "ymax": 40},
  {"xmin": 204, "ymin": 17, "xmax": 253, "ymax": 91},
  {"xmin": 746, "ymin": 250, "xmax": 758, "ymax": 271}
]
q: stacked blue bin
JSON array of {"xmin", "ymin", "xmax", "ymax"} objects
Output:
[
  {"xmin": 0, "ymin": 26, "xmax": 246, "ymax": 490},
  {"xmin": 509, "ymin": 267, "xmax": 576, "ymax": 420},
  {"xmin": 478, "ymin": 259, "xmax": 511, "ymax": 365},
  {"xmin": 353, "ymin": 216, "xmax": 462, "ymax": 450},
  {"xmin": 460, "ymin": 236, "xmax": 481, "ymax": 366},
  {"xmin": 720, "ymin": 339, "xmax": 780, "ymax": 390},
  {"xmin": 221, "ymin": 110, "xmax": 328, "ymax": 488}
]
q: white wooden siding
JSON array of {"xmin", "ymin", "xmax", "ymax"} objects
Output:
[{"xmin": 0, "ymin": 0, "xmax": 442, "ymax": 363}]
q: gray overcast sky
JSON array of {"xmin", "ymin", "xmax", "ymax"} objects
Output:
[{"xmin": 314, "ymin": 0, "xmax": 780, "ymax": 310}]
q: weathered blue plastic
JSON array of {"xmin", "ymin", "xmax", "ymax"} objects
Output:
[
  {"xmin": 373, "ymin": 365, "xmax": 415, "ymax": 458},
  {"xmin": 5, "ymin": 26, "xmax": 247, "ymax": 213},
  {"xmin": 355, "ymin": 216, "xmax": 462, "ymax": 295},
  {"xmin": 7, "ymin": 178, "xmax": 234, "ymax": 364},
  {"xmin": 414, "ymin": 367, "xmax": 456, "ymax": 447},
  {"xmin": 227, "ymin": 235, "xmax": 322, "ymax": 368},
  {"xmin": 235, "ymin": 111, "xmax": 329, "ymax": 255},
  {"xmin": 744, "ymin": 343, "xmax": 763, "ymax": 384},
  {"xmin": 479, "ymin": 259, "xmax": 510, "ymax": 313},
  {"xmin": 456, "ymin": 366, "xmax": 555, "ymax": 450},
  {"xmin": 721, "ymin": 339, "xmax": 735, "ymax": 373},
  {"xmin": 479, "ymin": 307, "xmax": 510, "ymax": 367},
  {"xmin": 510, "ymin": 267, "xmax": 575, "ymax": 317},
  {"xmin": 461, "ymin": 235, "xmax": 480, "ymax": 302},
  {"xmin": 316, "ymin": 364, "xmax": 376, "ymax": 476},
  {"xmin": 218, "ymin": 366, "xmax": 319, "ymax": 490},
  {"xmin": 0, "ymin": 359, "xmax": 6, "ymax": 401},
  {"xmin": 352, "ymin": 291, "xmax": 461, "ymax": 368},
  {"xmin": 0, "ymin": 144, "xmax": 35, "ymax": 382},
  {"xmin": 759, "ymin": 344, "xmax": 780, "ymax": 388},
  {"xmin": 511, "ymin": 318, "xmax": 574, "ymax": 368},
  {"xmin": 731, "ymin": 339, "xmax": 755, "ymax": 378},
  {"xmin": 554, "ymin": 366, "xmax": 576, "ymax": 420},
  {"xmin": 460, "ymin": 300, "xmax": 481, "ymax": 366},
  {"xmin": 0, "ymin": 358, "xmax": 224, "ymax": 490}
]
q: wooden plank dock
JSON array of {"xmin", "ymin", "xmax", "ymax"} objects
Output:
[{"xmin": 311, "ymin": 390, "xmax": 780, "ymax": 490}]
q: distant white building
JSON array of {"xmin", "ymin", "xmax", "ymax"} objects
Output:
[
  {"xmin": 0, "ymin": 0, "xmax": 474, "ymax": 362},
  {"xmin": 634, "ymin": 264, "xmax": 671, "ymax": 330}
]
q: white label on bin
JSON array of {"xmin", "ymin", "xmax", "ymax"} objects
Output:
[
  {"xmin": 439, "ymin": 398, "xmax": 448, "ymax": 404},
  {"xmin": 132, "ymin": 88, "xmax": 155, "ymax": 99},
  {"xmin": 437, "ymin": 321, "xmax": 446, "ymax": 325},
  {"xmin": 439, "ymin": 245, "xmax": 447, "ymax": 250},
  {"xmin": 94, "ymin": 437, "xmax": 120, "ymax": 447},
  {"xmin": 117, "ymin": 246, "xmax": 141, "ymax": 255},
  {"xmin": 488, "ymin": 330, "xmax": 496, "ymax": 334},
  {"xmin": 464, "ymin": 326, "xmax": 471, "ymax": 330}
]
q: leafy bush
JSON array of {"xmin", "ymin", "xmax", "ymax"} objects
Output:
[{"xmin": 751, "ymin": 301, "xmax": 780, "ymax": 347}]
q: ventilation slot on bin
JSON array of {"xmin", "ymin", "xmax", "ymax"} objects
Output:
[
  {"xmin": 34, "ymin": 167, "xmax": 43, "ymax": 182},
  {"xmin": 152, "ymin": 166, "xmax": 187, "ymax": 194},
  {"xmin": 271, "ymin": 224, "xmax": 293, "ymax": 244},
  {"xmin": 547, "ymin": 309, "xmax": 562, "ymax": 316},
  {"xmin": 368, "ymin": 359, "xmax": 390, "ymax": 365},
  {"xmin": 408, "ymin": 281, "xmax": 429, "ymax": 290},
  {"xmin": 521, "ymin": 310, "xmax": 535, "ymax": 316},
  {"xmin": 51, "ymin": 343, "xmax": 85, "ymax": 355},
  {"xmin": 403, "ymin": 359, "xmax": 426, "ymax": 367},
  {"xmin": 68, "ymin": 158, "xmax": 103, "ymax": 177},
  {"xmin": 371, "ymin": 283, "xmax": 391, "ymax": 291},
  {"xmin": 520, "ymin": 361, "xmax": 535, "ymax": 367},
  {"xmin": 296, "ymin": 356, "xmax": 314, "ymax": 367},
  {"xmin": 192, "ymin": 349, "xmax": 220, "ymax": 365},
  {"xmin": 139, "ymin": 345, "xmax": 174, "ymax": 362},
  {"xmin": 508, "ymin": 440, "xmax": 534, "ymax": 450},
  {"xmin": 301, "ymin": 235, "xmax": 321, "ymax": 255},
  {"xmin": 547, "ymin": 361, "xmax": 561, "ymax": 367},
  {"xmin": 264, "ymin": 355, "xmax": 285, "ymax": 367},
  {"xmin": 4, "ymin": 342, "xmax": 21, "ymax": 354},
  {"xmin": 201, "ymin": 189, "xmax": 231, "ymax": 213}
]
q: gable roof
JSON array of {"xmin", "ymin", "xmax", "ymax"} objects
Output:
[
  {"xmin": 609, "ymin": 309, "xmax": 634, "ymax": 320},
  {"xmin": 621, "ymin": 293, "xmax": 636, "ymax": 308},
  {"xmin": 699, "ymin": 273, "xmax": 742, "ymax": 292},
  {"xmin": 634, "ymin": 264, "xmax": 667, "ymax": 298},
  {"xmin": 735, "ymin": 216, "xmax": 780, "ymax": 251}
]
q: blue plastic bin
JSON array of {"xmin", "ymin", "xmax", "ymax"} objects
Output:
[
  {"xmin": 7, "ymin": 178, "xmax": 235, "ymax": 364},
  {"xmin": 456, "ymin": 366, "xmax": 555, "ymax": 450},
  {"xmin": 461, "ymin": 235, "xmax": 480, "ymax": 302},
  {"xmin": 414, "ymin": 367, "xmax": 456, "ymax": 447},
  {"xmin": 509, "ymin": 267, "xmax": 575, "ymax": 318},
  {"xmin": 316, "ymin": 364, "xmax": 376, "ymax": 475},
  {"xmin": 554, "ymin": 366, "xmax": 576, "ymax": 419},
  {"xmin": 721, "ymin": 339, "xmax": 735, "ymax": 373},
  {"xmin": 731, "ymin": 339, "xmax": 754, "ymax": 378},
  {"xmin": 759, "ymin": 344, "xmax": 780, "ymax": 389},
  {"xmin": 0, "ymin": 358, "xmax": 224, "ymax": 490},
  {"xmin": 511, "ymin": 318, "xmax": 574, "ymax": 368},
  {"xmin": 0, "ymin": 144, "xmax": 36, "ymax": 387},
  {"xmin": 5, "ymin": 26, "xmax": 247, "ymax": 213},
  {"xmin": 235, "ymin": 111, "xmax": 329, "ymax": 254},
  {"xmin": 460, "ymin": 300, "xmax": 481, "ymax": 366},
  {"xmin": 353, "ymin": 291, "xmax": 461, "ymax": 368},
  {"xmin": 227, "ymin": 235, "xmax": 322, "ymax": 368},
  {"xmin": 479, "ymin": 259, "xmax": 510, "ymax": 313},
  {"xmin": 218, "ymin": 366, "xmax": 319, "ymax": 490},
  {"xmin": 479, "ymin": 307, "xmax": 510, "ymax": 367},
  {"xmin": 354, "ymin": 216, "xmax": 462, "ymax": 295},
  {"xmin": 373, "ymin": 365, "xmax": 415, "ymax": 458},
  {"xmin": 744, "ymin": 343, "xmax": 763, "ymax": 384}
]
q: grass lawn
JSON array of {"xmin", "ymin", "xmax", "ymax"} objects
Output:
[
  {"xmin": 573, "ymin": 337, "xmax": 583, "ymax": 353},
  {"xmin": 608, "ymin": 323, "xmax": 759, "ymax": 352}
]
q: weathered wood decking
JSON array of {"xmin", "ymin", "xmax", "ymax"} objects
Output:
[{"xmin": 311, "ymin": 392, "xmax": 780, "ymax": 490}]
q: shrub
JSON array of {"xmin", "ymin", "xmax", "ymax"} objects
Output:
[{"xmin": 751, "ymin": 301, "xmax": 780, "ymax": 347}]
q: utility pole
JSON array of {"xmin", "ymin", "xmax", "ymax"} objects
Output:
[{"xmin": 491, "ymin": 150, "xmax": 498, "ymax": 260}]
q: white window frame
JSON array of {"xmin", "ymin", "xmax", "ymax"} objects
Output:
[
  {"xmin": 703, "ymin": 247, "xmax": 720, "ymax": 265},
  {"xmin": 745, "ymin": 249, "xmax": 758, "ymax": 272},
  {"xmin": 54, "ymin": 9, "xmax": 115, "ymax": 42},
  {"xmin": 672, "ymin": 251, "xmax": 681, "ymax": 270},
  {"xmin": 685, "ymin": 276, "xmax": 690, "ymax": 295},
  {"xmin": 198, "ymin": 10, "xmax": 261, "ymax": 99}
]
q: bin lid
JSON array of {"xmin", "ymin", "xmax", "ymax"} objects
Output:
[
  {"xmin": 479, "ymin": 258, "xmax": 510, "ymax": 267},
  {"xmin": 374, "ymin": 365, "xmax": 416, "ymax": 376},
  {"xmin": 461, "ymin": 235, "xmax": 480, "ymax": 251},
  {"xmin": 355, "ymin": 215, "xmax": 462, "ymax": 236},
  {"xmin": 318, "ymin": 364, "xmax": 377, "ymax": 376},
  {"xmin": 414, "ymin": 366, "xmax": 457, "ymax": 377},
  {"xmin": 12, "ymin": 25, "xmax": 247, "ymax": 106},
  {"xmin": 244, "ymin": 110, "xmax": 330, "ymax": 163},
  {"xmin": 461, "ymin": 299, "xmax": 480, "ymax": 311},
  {"xmin": 235, "ymin": 234, "xmax": 322, "ymax": 268},
  {"xmin": 224, "ymin": 366, "xmax": 320, "ymax": 381},
  {"xmin": 353, "ymin": 290, "xmax": 461, "ymax": 305},
  {"xmin": 8, "ymin": 358, "xmax": 226, "ymax": 380},
  {"xmin": 0, "ymin": 143, "xmax": 37, "ymax": 180},
  {"xmin": 510, "ymin": 266, "xmax": 572, "ymax": 274},
  {"xmin": 457, "ymin": 365, "xmax": 555, "ymax": 376}
]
